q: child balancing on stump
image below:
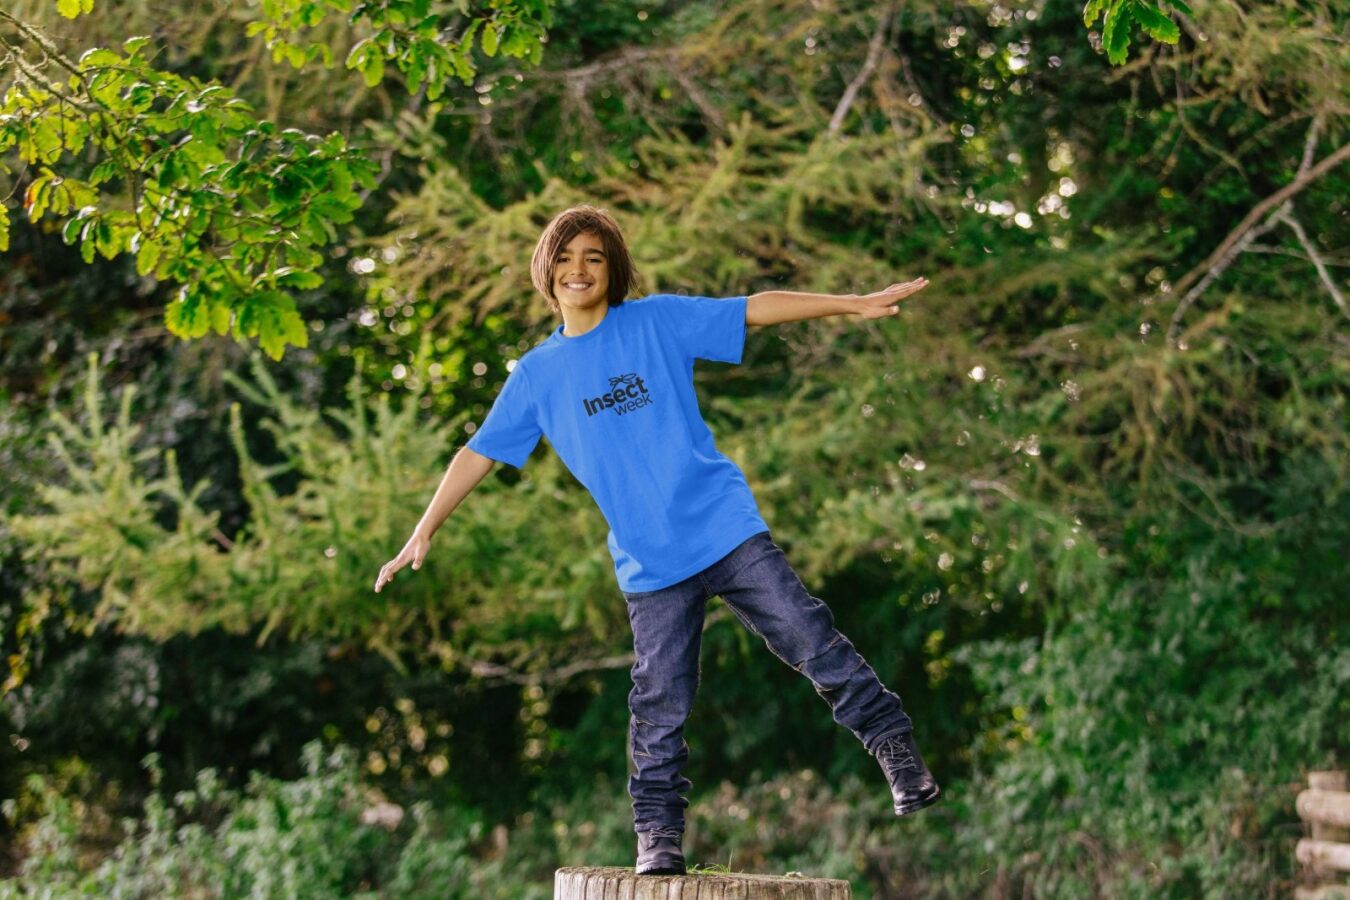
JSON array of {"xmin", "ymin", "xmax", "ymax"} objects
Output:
[{"xmin": 374, "ymin": 205, "xmax": 937, "ymax": 876}]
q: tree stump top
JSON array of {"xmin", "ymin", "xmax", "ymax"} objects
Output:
[{"xmin": 554, "ymin": 866, "xmax": 852, "ymax": 899}]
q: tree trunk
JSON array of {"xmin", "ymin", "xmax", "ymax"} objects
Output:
[{"xmin": 554, "ymin": 867, "xmax": 852, "ymax": 899}]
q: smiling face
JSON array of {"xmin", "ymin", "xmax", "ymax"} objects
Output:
[
  {"xmin": 530, "ymin": 205, "xmax": 641, "ymax": 316},
  {"xmin": 551, "ymin": 231, "xmax": 610, "ymax": 313}
]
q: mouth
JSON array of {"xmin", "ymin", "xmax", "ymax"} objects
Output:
[{"xmin": 561, "ymin": 282, "xmax": 593, "ymax": 293}]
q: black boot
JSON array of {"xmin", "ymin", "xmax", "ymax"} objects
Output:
[
  {"xmin": 635, "ymin": 825, "xmax": 686, "ymax": 875},
  {"xmin": 873, "ymin": 730, "xmax": 941, "ymax": 816}
]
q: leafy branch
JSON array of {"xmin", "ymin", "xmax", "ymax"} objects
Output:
[
  {"xmin": 1083, "ymin": 0, "xmax": 1190, "ymax": 65},
  {"xmin": 244, "ymin": 0, "xmax": 554, "ymax": 97},
  {"xmin": 0, "ymin": 0, "xmax": 555, "ymax": 359}
]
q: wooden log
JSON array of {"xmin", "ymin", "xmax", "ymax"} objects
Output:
[
  {"xmin": 1294, "ymin": 886, "xmax": 1350, "ymax": 900},
  {"xmin": 1307, "ymin": 773, "xmax": 1350, "ymax": 844},
  {"xmin": 1298, "ymin": 790, "xmax": 1350, "ymax": 832},
  {"xmin": 1296, "ymin": 840, "xmax": 1350, "ymax": 875},
  {"xmin": 1298, "ymin": 772, "xmax": 1350, "ymax": 886},
  {"xmin": 1311, "ymin": 773, "xmax": 1349, "ymax": 792},
  {"xmin": 554, "ymin": 867, "xmax": 852, "ymax": 899}
]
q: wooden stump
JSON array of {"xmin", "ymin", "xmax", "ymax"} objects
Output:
[{"xmin": 554, "ymin": 866, "xmax": 852, "ymax": 899}]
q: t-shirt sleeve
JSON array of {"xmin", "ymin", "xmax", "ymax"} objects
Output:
[
  {"xmin": 464, "ymin": 362, "xmax": 541, "ymax": 469},
  {"xmin": 649, "ymin": 293, "xmax": 748, "ymax": 364}
]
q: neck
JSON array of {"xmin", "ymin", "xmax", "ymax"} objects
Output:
[{"xmin": 561, "ymin": 301, "xmax": 609, "ymax": 337}]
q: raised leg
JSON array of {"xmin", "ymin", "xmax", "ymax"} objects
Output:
[{"xmin": 709, "ymin": 532, "xmax": 913, "ymax": 753}]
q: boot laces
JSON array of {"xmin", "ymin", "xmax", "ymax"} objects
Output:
[
  {"xmin": 647, "ymin": 825, "xmax": 682, "ymax": 840},
  {"xmin": 877, "ymin": 735, "xmax": 918, "ymax": 774}
]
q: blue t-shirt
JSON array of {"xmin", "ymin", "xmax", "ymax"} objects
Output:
[{"xmin": 464, "ymin": 294, "xmax": 770, "ymax": 592}]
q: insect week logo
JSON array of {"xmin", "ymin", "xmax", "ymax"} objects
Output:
[{"xmin": 583, "ymin": 373, "xmax": 654, "ymax": 417}]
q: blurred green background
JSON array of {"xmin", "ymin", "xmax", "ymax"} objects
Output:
[{"xmin": 1, "ymin": 0, "xmax": 1346, "ymax": 896}]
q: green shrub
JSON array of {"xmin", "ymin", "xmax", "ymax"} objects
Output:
[{"xmin": 0, "ymin": 740, "xmax": 550, "ymax": 899}]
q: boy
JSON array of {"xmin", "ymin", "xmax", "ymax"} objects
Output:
[{"xmin": 374, "ymin": 205, "xmax": 937, "ymax": 876}]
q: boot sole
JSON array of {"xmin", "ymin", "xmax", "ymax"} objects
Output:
[
  {"xmin": 636, "ymin": 849, "xmax": 686, "ymax": 876},
  {"xmin": 894, "ymin": 785, "xmax": 941, "ymax": 816}
]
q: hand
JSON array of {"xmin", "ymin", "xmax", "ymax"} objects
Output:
[
  {"xmin": 374, "ymin": 531, "xmax": 431, "ymax": 593},
  {"xmin": 852, "ymin": 278, "xmax": 929, "ymax": 320}
]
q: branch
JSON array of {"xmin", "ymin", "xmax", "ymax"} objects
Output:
[
  {"xmin": 1171, "ymin": 117, "xmax": 1334, "ymax": 299},
  {"xmin": 1275, "ymin": 208, "xmax": 1348, "ymax": 319},
  {"xmin": 670, "ymin": 66, "xmax": 726, "ymax": 135},
  {"xmin": 1172, "ymin": 50, "xmax": 1245, "ymax": 179},
  {"xmin": 1165, "ymin": 115, "xmax": 1328, "ymax": 343},
  {"xmin": 1160, "ymin": 458, "xmax": 1284, "ymax": 538},
  {"xmin": 1165, "ymin": 208, "xmax": 1284, "ymax": 345},
  {"xmin": 828, "ymin": 2, "xmax": 896, "ymax": 135},
  {"xmin": 1244, "ymin": 244, "xmax": 1350, "ymax": 267},
  {"xmin": 894, "ymin": 46, "xmax": 945, "ymax": 128},
  {"xmin": 457, "ymin": 650, "xmax": 637, "ymax": 686},
  {"xmin": 1299, "ymin": 110, "xmax": 1324, "ymax": 174},
  {"xmin": 969, "ymin": 478, "xmax": 1020, "ymax": 502},
  {"xmin": 1164, "ymin": 136, "xmax": 1350, "ymax": 344},
  {"xmin": 0, "ymin": 11, "xmax": 85, "ymax": 80},
  {"xmin": 450, "ymin": 606, "xmax": 738, "ymax": 686},
  {"xmin": 1012, "ymin": 322, "xmax": 1091, "ymax": 359}
]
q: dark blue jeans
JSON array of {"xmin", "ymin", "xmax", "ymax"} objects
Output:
[{"xmin": 622, "ymin": 529, "xmax": 913, "ymax": 834}]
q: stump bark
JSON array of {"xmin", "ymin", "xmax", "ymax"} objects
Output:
[{"xmin": 554, "ymin": 866, "xmax": 852, "ymax": 899}]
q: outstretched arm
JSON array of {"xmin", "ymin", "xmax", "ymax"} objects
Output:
[
  {"xmin": 745, "ymin": 278, "xmax": 929, "ymax": 326},
  {"xmin": 374, "ymin": 446, "xmax": 496, "ymax": 592}
]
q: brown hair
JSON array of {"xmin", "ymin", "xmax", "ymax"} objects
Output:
[{"xmin": 530, "ymin": 205, "xmax": 641, "ymax": 316}]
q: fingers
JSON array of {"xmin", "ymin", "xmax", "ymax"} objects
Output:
[
  {"xmin": 890, "ymin": 277, "xmax": 928, "ymax": 294},
  {"xmin": 857, "ymin": 279, "xmax": 927, "ymax": 320},
  {"xmin": 873, "ymin": 278, "xmax": 927, "ymax": 300},
  {"xmin": 374, "ymin": 538, "xmax": 431, "ymax": 592},
  {"xmin": 375, "ymin": 555, "xmax": 413, "ymax": 592}
]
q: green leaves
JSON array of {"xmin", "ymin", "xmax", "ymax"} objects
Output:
[
  {"xmin": 164, "ymin": 288, "xmax": 221, "ymax": 339},
  {"xmin": 2, "ymin": 34, "xmax": 378, "ymax": 361},
  {"xmin": 252, "ymin": 0, "xmax": 553, "ymax": 97},
  {"xmin": 55, "ymin": 0, "xmax": 94, "ymax": 19},
  {"xmin": 76, "ymin": 47, "xmax": 121, "ymax": 67},
  {"xmin": 481, "ymin": 23, "xmax": 499, "ymax": 57},
  {"xmin": 235, "ymin": 291, "xmax": 310, "ymax": 361},
  {"xmin": 344, "ymin": 36, "xmax": 387, "ymax": 88},
  {"xmin": 134, "ymin": 236, "xmax": 161, "ymax": 276},
  {"xmin": 2, "ymin": 3, "xmax": 554, "ymax": 360},
  {"xmin": 164, "ymin": 285, "xmax": 308, "ymax": 360},
  {"xmin": 1101, "ymin": 3, "xmax": 1133, "ymax": 63},
  {"xmin": 1131, "ymin": 1, "xmax": 1182, "ymax": 43},
  {"xmin": 1083, "ymin": 0, "xmax": 1187, "ymax": 65},
  {"xmin": 22, "ymin": 167, "xmax": 98, "ymax": 222}
]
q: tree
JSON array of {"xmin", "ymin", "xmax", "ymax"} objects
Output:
[{"xmin": 2, "ymin": 0, "xmax": 1197, "ymax": 359}]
